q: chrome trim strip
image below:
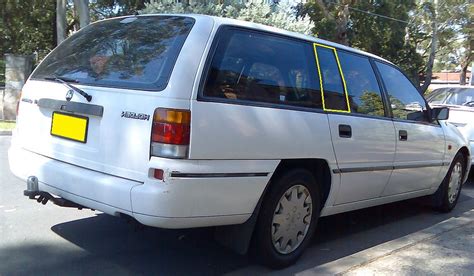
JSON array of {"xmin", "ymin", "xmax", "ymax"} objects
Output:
[
  {"xmin": 333, "ymin": 162, "xmax": 445, "ymax": 174},
  {"xmin": 37, "ymin": 98, "xmax": 104, "ymax": 117},
  {"xmin": 170, "ymin": 172, "xmax": 269, "ymax": 178}
]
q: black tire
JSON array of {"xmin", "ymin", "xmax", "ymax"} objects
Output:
[
  {"xmin": 432, "ymin": 152, "xmax": 465, "ymax": 212},
  {"xmin": 252, "ymin": 169, "xmax": 321, "ymax": 269}
]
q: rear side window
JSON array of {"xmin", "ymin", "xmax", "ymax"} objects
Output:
[
  {"xmin": 202, "ymin": 28, "xmax": 322, "ymax": 109},
  {"xmin": 314, "ymin": 45, "xmax": 350, "ymax": 112},
  {"xmin": 375, "ymin": 61, "xmax": 428, "ymax": 122},
  {"xmin": 31, "ymin": 16, "xmax": 195, "ymax": 91},
  {"xmin": 338, "ymin": 51, "xmax": 386, "ymax": 117}
]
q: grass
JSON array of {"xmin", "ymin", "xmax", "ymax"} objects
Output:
[{"xmin": 0, "ymin": 121, "xmax": 15, "ymax": 131}]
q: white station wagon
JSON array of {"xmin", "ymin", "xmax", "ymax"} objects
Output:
[{"xmin": 8, "ymin": 15, "xmax": 471, "ymax": 268}]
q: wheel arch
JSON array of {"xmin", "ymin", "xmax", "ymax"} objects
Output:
[
  {"xmin": 214, "ymin": 158, "xmax": 332, "ymax": 255},
  {"xmin": 267, "ymin": 159, "xmax": 332, "ymax": 210}
]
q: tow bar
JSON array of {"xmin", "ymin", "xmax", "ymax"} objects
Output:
[{"xmin": 24, "ymin": 176, "xmax": 90, "ymax": 209}]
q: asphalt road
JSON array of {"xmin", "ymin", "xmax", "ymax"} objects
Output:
[{"xmin": 1, "ymin": 135, "xmax": 474, "ymax": 275}]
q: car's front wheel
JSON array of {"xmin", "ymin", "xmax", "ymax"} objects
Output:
[
  {"xmin": 432, "ymin": 152, "xmax": 465, "ymax": 212},
  {"xmin": 252, "ymin": 169, "xmax": 321, "ymax": 269}
]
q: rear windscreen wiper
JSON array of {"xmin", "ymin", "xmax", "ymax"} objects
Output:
[{"xmin": 44, "ymin": 76, "xmax": 92, "ymax": 102}]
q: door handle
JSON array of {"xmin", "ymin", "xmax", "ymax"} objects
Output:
[
  {"xmin": 399, "ymin": 130, "xmax": 408, "ymax": 141},
  {"xmin": 339, "ymin": 124, "xmax": 352, "ymax": 138}
]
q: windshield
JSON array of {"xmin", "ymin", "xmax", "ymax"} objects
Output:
[
  {"xmin": 31, "ymin": 16, "xmax": 195, "ymax": 91},
  {"xmin": 428, "ymin": 87, "xmax": 474, "ymax": 106}
]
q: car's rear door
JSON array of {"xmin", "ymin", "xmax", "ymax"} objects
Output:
[
  {"xmin": 314, "ymin": 45, "xmax": 396, "ymax": 205},
  {"xmin": 374, "ymin": 61, "xmax": 446, "ymax": 195}
]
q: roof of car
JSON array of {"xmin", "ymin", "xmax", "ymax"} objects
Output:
[
  {"xmin": 206, "ymin": 15, "xmax": 392, "ymax": 64},
  {"xmin": 105, "ymin": 13, "xmax": 393, "ymax": 65}
]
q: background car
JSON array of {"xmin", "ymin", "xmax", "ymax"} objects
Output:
[{"xmin": 427, "ymin": 86, "xmax": 474, "ymax": 166}]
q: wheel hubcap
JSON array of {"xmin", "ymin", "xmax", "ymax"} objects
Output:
[
  {"xmin": 271, "ymin": 185, "xmax": 312, "ymax": 254},
  {"xmin": 448, "ymin": 162, "xmax": 463, "ymax": 204}
]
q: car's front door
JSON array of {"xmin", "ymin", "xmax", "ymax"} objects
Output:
[
  {"xmin": 314, "ymin": 46, "xmax": 396, "ymax": 205},
  {"xmin": 374, "ymin": 61, "xmax": 446, "ymax": 195}
]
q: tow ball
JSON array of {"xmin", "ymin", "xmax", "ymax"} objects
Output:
[{"xmin": 23, "ymin": 176, "xmax": 90, "ymax": 209}]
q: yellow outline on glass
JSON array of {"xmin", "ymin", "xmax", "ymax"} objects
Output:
[{"xmin": 313, "ymin": 43, "xmax": 351, "ymax": 113}]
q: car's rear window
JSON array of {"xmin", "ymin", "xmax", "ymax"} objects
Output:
[{"xmin": 31, "ymin": 16, "xmax": 195, "ymax": 91}]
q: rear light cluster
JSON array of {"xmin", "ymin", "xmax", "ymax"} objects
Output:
[{"xmin": 150, "ymin": 108, "xmax": 191, "ymax": 159}]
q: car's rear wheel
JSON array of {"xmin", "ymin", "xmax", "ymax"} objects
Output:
[
  {"xmin": 253, "ymin": 169, "xmax": 320, "ymax": 269},
  {"xmin": 432, "ymin": 152, "xmax": 465, "ymax": 212}
]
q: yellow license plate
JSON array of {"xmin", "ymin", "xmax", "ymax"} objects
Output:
[{"xmin": 51, "ymin": 112, "xmax": 89, "ymax": 143}]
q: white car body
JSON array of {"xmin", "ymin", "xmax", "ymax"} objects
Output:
[
  {"xmin": 427, "ymin": 86, "xmax": 474, "ymax": 164},
  {"xmin": 9, "ymin": 14, "xmax": 471, "ymax": 232}
]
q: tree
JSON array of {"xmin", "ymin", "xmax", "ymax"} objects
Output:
[
  {"xmin": 1, "ymin": 0, "xmax": 56, "ymax": 57},
  {"xmin": 74, "ymin": 0, "xmax": 91, "ymax": 28},
  {"xmin": 296, "ymin": 0, "xmax": 351, "ymax": 45},
  {"xmin": 57, "ymin": 0, "xmax": 91, "ymax": 44},
  {"xmin": 140, "ymin": 1, "xmax": 313, "ymax": 35},
  {"xmin": 298, "ymin": 1, "xmax": 422, "ymax": 83},
  {"xmin": 409, "ymin": 0, "xmax": 471, "ymax": 92},
  {"xmin": 57, "ymin": 0, "xmax": 67, "ymax": 43},
  {"xmin": 90, "ymin": 0, "xmax": 148, "ymax": 20}
]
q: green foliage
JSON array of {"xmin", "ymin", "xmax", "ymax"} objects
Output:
[
  {"xmin": 1, "ymin": 0, "xmax": 56, "ymax": 59},
  {"xmin": 358, "ymin": 91, "xmax": 385, "ymax": 117},
  {"xmin": 300, "ymin": 1, "xmax": 423, "ymax": 83},
  {"xmin": 140, "ymin": 1, "xmax": 314, "ymax": 35},
  {"xmin": 427, "ymin": 0, "xmax": 472, "ymax": 72},
  {"xmin": 90, "ymin": 0, "xmax": 148, "ymax": 20}
]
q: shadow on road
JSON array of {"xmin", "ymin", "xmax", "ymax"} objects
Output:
[{"xmin": 2, "ymin": 185, "xmax": 473, "ymax": 275}]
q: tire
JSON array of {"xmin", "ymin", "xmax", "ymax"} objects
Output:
[
  {"xmin": 432, "ymin": 152, "xmax": 465, "ymax": 212},
  {"xmin": 252, "ymin": 169, "xmax": 321, "ymax": 269}
]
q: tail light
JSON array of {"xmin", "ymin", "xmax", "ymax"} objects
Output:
[{"xmin": 150, "ymin": 108, "xmax": 191, "ymax": 159}]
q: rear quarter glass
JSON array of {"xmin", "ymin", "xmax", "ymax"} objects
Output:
[{"xmin": 31, "ymin": 16, "xmax": 195, "ymax": 91}]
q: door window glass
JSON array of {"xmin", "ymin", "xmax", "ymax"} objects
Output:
[
  {"xmin": 375, "ymin": 61, "xmax": 428, "ymax": 122},
  {"xmin": 338, "ymin": 51, "xmax": 385, "ymax": 117},
  {"xmin": 314, "ymin": 45, "xmax": 350, "ymax": 112},
  {"xmin": 203, "ymin": 28, "xmax": 322, "ymax": 109}
]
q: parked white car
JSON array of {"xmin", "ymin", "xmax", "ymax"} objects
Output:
[
  {"xmin": 8, "ymin": 15, "xmax": 471, "ymax": 268},
  {"xmin": 427, "ymin": 86, "xmax": 474, "ymax": 165}
]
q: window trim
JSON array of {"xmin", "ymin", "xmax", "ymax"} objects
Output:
[
  {"xmin": 313, "ymin": 43, "xmax": 351, "ymax": 113},
  {"xmin": 373, "ymin": 59, "xmax": 438, "ymax": 126},
  {"xmin": 30, "ymin": 16, "xmax": 196, "ymax": 92},
  {"xmin": 369, "ymin": 57, "xmax": 392, "ymax": 118},
  {"xmin": 197, "ymin": 25, "xmax": 405, "ymax": 122},
  {"xmin": 198, "ymin": 25, "xmax": 325, "ymax": 111},
  {"xmin": 332, "ymin": 49, "xmax": 390, "ymax": 118}
]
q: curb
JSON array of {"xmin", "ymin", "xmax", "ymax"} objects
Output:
[
  {"xmin": 297, "ymin": 208, "xmax": 474, "ymax": 275},
  {"xmin": 0, "ymin": 130, "xmax": 12, "ymax": 136}
]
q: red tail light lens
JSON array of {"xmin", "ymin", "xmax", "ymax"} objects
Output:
[
  {"xmin": 150, "ymin": 108, "xmax": 191, "ymax": 159},
  {"xmin": 151, "ymin": 109, "xmax": 191, "ymax": 145},
  {"xmin": 153, "ymin": 169, "xmax": 164, "ymax": 180}
]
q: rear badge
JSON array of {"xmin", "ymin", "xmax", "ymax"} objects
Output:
[
  {"xmin": 65, "ymin": 90, "xmax": 74, "ymax": 101},
  {"xmin": 121, "ymin": 111, "xmax": 150, "ymax": 121}
]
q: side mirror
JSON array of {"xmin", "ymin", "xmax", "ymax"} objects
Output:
[{"xmin": 431, "ymin": 107, "xmax": 449, "ymax": 121}]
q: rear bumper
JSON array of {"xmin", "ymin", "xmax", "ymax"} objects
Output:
[{"xmin": 8, "ymin": 145, "xmax": 277, "ymax": 228}]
